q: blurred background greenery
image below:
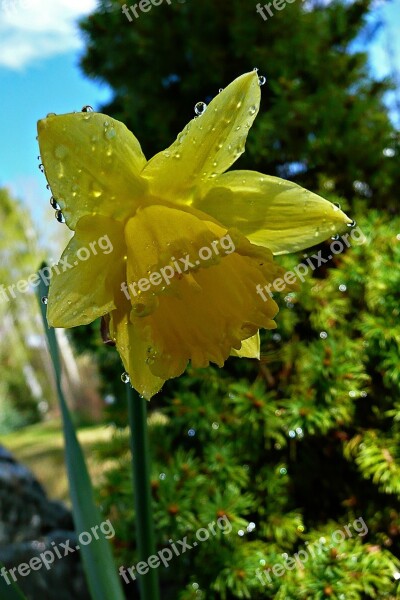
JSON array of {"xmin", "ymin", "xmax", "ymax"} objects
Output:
[{"xmin": 1, "ymin": 0, "xmax": 400, "ymax": 598}]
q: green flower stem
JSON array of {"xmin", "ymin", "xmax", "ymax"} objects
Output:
[{"xmin": 127, "ymin": 385, "xmax": 160, "ymax": 600}]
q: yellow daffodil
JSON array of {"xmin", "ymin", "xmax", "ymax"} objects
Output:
[{"xmin": 37, "ymin": 71, "xmax": 351, "ymax": 399}]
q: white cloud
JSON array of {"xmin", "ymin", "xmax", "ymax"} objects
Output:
[{"xmin": 0, "ymin": 0, "xmax": 97, "ymax": 70}]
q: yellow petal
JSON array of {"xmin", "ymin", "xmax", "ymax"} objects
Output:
[
  {"xmin": 109, "ymin": 302, "xmax": 165, "ymax": 401},
  {"xmin": 122, "ymin": 205, "xmax": 280, "ymax": 382},
  {"xmin": 142, "ymin": 72, "xmax": 260, "ymax": 203},
  {"xmin": 124, "ymin": 204, "xmax": 228, "ymax": 309},
  {"xmin": 230, "ymin": 332, "xmax": 260, "ymax": 358},
  {"xmin": 37, "ymin": 112, "xmax": 147, "ymax": 230},
  {"xmin": 195, "ymin": 171, "xmax": 352, "ymax": 255},
  {"xmin": 47, "ymin": 215, "xmax": 125, "ymax": 328}
]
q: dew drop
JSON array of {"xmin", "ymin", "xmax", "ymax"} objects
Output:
[
  {"xmin": 333, "ymin": 202, "xmax": 341, "ymax": 211},
  {"xmin": 90, "ymin": 180, "xmax": 103, "ymax": 198},
  {"xmin": 41, "ymin": 296, "xmax": 48, "ymax": 305},
  {"xmin": 339, "ymin": 284, "xmax": 347, "ymax": 292},
  {"xmin": 319, "ymin": 331, "xmax": 328, "ymax": 339},
  {"xmin": 104, "ymin": 127, "xmax": 116, "ymax": 140},
  {"xmin": 46, "ymin": 184, "xmax": 50, "ymax": 190},
  {"xmin": 331, "ymin": 234, "xmax": 340, "ymax": 240},
  {"xmin": 81, "ymin": 105, "xmax": 94, "ymax": 112},
  {"xmin": 159, "ymin": 472, "xmax": 166, "ymax": 480},
  {"xmin": 121, "ymin": 372, "xmax": 130, "ymax": 384},
  {"xmin": 347, "ymin": 220, "xmax": 357, "ymax": 228},
  {"xmin": 258, "ymin": 75, "xmax": 266, "ymax": 86},
  {"xmin": 55, "ymin": 210, "xmax": 65, "ymax": 223},
  {"xmin": 248, "ymin": 105, "xmax": 257, "ymax": 116},
  {"xmin": 55, "ymin": 145, "xmax": 68, "ymax": 159},
  {"xmin": 50, "ymin": 197, "xmax": 60, "ymax": 210},
  {"xmin": 218, "ymin": 88, "xmax": 223, "ymax": 93},
  {"xmin": 38, "ymin": 164, "xmax": 45, "ymax": 173},
  {"xmin": 46, "ymin": 112, "xmax": 56, "ymax": 117},
  {"xmin": 194, "ymin": 101, "xmax": 207, "ymax": 116},
  {"xmin": 188, "ymin": 428, "xmax": 196, "ymax": 437},
  {"xmin": 253, "ymin": 67, "xmax": 259, "ymax": 72}
]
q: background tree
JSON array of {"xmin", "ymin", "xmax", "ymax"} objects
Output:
[{"xmin": 80, "ymin": 0, "xmax": 399, "ymax": 212}]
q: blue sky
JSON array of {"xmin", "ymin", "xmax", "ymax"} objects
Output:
[{"xmin": 0, "ymin": 0, "xmax": 399, "ymax": 248}]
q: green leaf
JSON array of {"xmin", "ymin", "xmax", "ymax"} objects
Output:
[
  {"xmin": 0, "ymin": 563, "xmax": 28, "ymax": 600},
  {"xmin": 36, "ymin": 264, "xmax": 125, "ymax": 600}
]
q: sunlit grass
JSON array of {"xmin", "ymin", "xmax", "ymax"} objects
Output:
[{"xmin": 2, "ymin": 419, "xmax": 114, "ymax": 504}]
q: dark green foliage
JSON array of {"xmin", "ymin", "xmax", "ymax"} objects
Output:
[{"xmin": 90, "ymin": 214, "xmax": 400, "ymax": 599}]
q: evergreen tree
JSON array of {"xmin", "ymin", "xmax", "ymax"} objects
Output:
[{"xmin": 79, "ymin": 0, "xmax": 399, "ymax": 212}]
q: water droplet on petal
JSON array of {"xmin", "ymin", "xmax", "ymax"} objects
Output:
[
  {"xmin": 218, "ymin": 88, "xmax": 223, "ymax": 93},
  {"xmin": 55, "ymin": 145, "xmax": 68, "ymax": 159},
  {"xmin": 81, "ymin": 105, "xmax": 94, "ymax": 112},
  {"xmin": 248, "ymin": 105, "xmax": 257, "ymax": 116},
  {"xmin": 258, "ymin": 75, "xmax": 266, "ymax": 86},
  {"xmin": 55, "ymin": 210, "xmax": 65, "ymax": 223},
  {"xmin": 253, "ymin": 67, "xmax": 259, "ymax": 72},
  {"xmin": 46, "ymin": 184, "xmax": 50, "ymax": 190},
  {"xmin": 121, "ymin": 372, "xmax": 130, "ymax": 384},
  {"xmin": 347, "ymin": 220, "xmax": 357, "ymax": 228},
  {"xmin": 104, "ymin": 127, "xmax": 116, "ymax": 140},
  {"xmin": 331, "ymin": 234, "xmax": 340, "ymax": 240},
  {"xmin": 194, "ymin": 101, "xmax": 207, "ymax": 116},
  {"xmin": 50, "ymin": 197, "xmax": 60, "ymax": 210},
  {"xmin": 41, "ymin": 296, "xmax": 48, "ymax": 305},
  {"xmin": 38, "ymin": 164, "xmax": 45, "ymax": 173},
  {"xmin": 333, "ymin": 202, "xmax": 341, "ymax": 211},
  {"xmin": 46, "ymin": 112, "xmax": 56, "ymax": 117},
  {"xmin": 90, "ymin": 180, "xmax": 103, "ymax": 198}
]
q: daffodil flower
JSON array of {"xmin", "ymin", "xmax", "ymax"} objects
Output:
[{"xmin": 37, "ymin": 71, "xmax": 351, "ymax": 399}]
